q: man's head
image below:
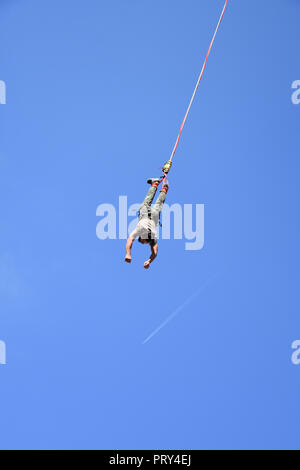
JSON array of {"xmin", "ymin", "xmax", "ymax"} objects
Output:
[{"xmin": 138, "ymin": 236, "xmax": 157, "ymax": 247}]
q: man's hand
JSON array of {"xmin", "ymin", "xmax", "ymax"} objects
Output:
[
  {"xmin": 125, "ymin": 236, "xmax": 134, "ymax": 264},
  {"xmin": 144, "ymin": 260, "xmax": 151, "ymax": 269},
  {"xmin": 143, "ymin": 244, "xmax": 158, "ymax": 269}
]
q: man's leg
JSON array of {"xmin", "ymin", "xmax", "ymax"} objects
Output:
[
  {"xmin": 151, "ymin": 184, "xmax": 168, "ymax": 222},
  {"xmin": 139, "ymin": 180, "xmax": 160, "ymax": 218}
]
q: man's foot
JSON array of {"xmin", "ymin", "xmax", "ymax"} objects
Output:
[
  {"xmin": 147, "ymin": 178, "xmax": 162, "ymax": 187},
  {"xmin": 161, "ymin": 182, "xmax": 169, "ymax": 193}
]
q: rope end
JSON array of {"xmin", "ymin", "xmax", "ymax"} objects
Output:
[{"xmin": 162, "ymin": 160, "xmax": 172, "ymax": 174}]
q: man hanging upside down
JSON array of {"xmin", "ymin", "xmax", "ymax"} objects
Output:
[{"xmin": 125, "ymin": 177, "xmax": 169, "ymax": 269}]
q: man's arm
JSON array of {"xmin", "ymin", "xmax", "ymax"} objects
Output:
[
  {"xmin": 144, "ymin": 243, "xmax": 158, "ymax": 269},
  {"xmin": 125, "ymin": 236, "xmax": 135, "ymax": 263}
]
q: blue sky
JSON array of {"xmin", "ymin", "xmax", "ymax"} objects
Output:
[{"xmin": 1, "ymin": 0, "xmax": 300, "ymax": 450}]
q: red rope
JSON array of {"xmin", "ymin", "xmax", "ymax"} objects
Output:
[{"xmin": 169, "ymin": 0, "xmax": 229, "ymax": 162}]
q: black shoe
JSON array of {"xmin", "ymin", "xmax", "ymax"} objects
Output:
[{"xmin": 147, "ymin": 178, "xmax": 161, "ymax": 185}]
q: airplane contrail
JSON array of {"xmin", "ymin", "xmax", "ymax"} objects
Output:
[{"xmin": 142, "ymin": 274, "xmax": 218, "ymax": 344}]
